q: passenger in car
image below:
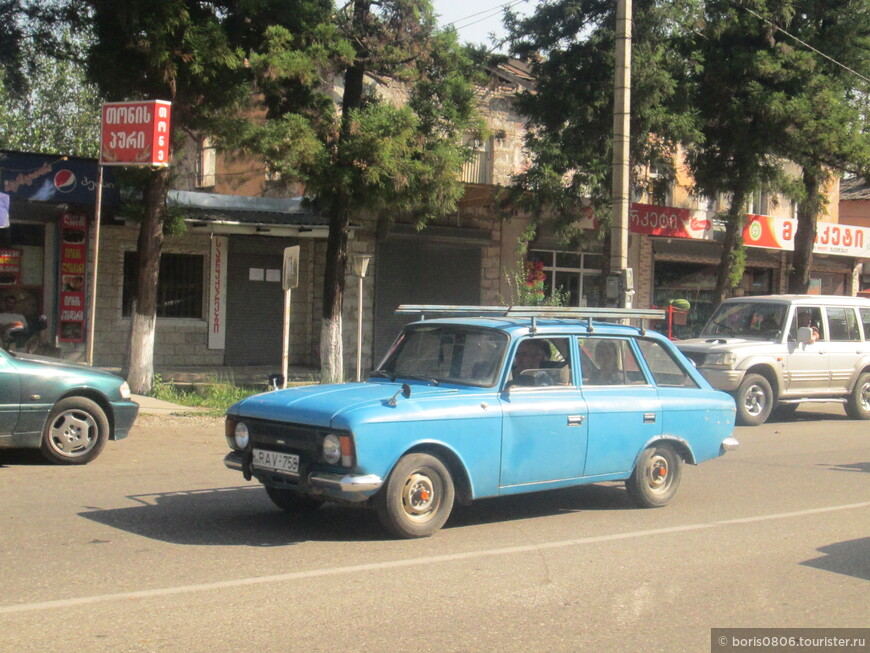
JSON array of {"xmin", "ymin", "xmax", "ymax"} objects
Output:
[
  {"xmin": 796, "ymin": 311, "xmax": 819, "ymax": 343},
  {"xmin": 588, "ymin": 340, "xmax": 623, "ymax": 385}
]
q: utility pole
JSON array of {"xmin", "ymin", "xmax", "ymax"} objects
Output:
[{"xmin": 611, "ymin": 0, "xmax": 632, "ymax": 308}]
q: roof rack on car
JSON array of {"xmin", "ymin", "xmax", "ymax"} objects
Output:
[{"xmin": 395, "ymin": 305, "xmax": 665, "ymax": 334}]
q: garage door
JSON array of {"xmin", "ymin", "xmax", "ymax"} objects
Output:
[{"xmin": 373, "ymin": 238, "xmax": 482, "ymax": 363}]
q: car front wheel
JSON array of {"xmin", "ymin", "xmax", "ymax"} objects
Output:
[
  {"xmin": 374, "ymin": 453, "xmax": 455, "ymax": 538},
  {"xmin": 40, "ymin": 397, "xmax": 109, "ymax": 465},
  {"xmin": 735, "ymin": 373, "xmax": 773, "ymax": 426},
  {"xmin": 846, "ymin": 372, "xmax": 870, "ymax": 420},
  {"xmin": 626, "ymin": 443, "xmax": 682, "ymax": 508}
]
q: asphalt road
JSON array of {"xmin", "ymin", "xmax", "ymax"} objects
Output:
[{"xmin": 1, "ymin": 405, "xmax": 868, "ymax": 653}]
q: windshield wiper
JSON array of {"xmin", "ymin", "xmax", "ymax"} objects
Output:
[
  {"xmin": 394, "ymin": 373, "xmax": 440, "ymax": 386},
  {"xmin": 709, "ymin": 319, "xmax": 734, "ymax": 336}
]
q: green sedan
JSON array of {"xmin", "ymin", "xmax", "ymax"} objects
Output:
[{"xmin": 0, "ymin": 348, "xmax": 139, "ymax": 464}]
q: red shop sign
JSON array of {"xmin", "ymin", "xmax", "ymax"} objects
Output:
[
  {"xmin": 100, "ymin": 100, "xmax": 171, "ymax": 167},
  {"xmin": 58, "ymin": 213, "xmax": 88, "ymax": 342}
]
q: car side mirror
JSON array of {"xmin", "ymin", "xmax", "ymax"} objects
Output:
[{"xmin": 797, "ymin": 326, "xmax": 813, "ymax": 344}]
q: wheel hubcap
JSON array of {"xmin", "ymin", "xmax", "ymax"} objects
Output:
[
  {"xmin": 647, "ymin": 454, "xmax": 670, "ymax": 492},
  {"xmin": 860, "ymin": 381, "xmax": 870, "ymax": 412},
  {"xmin": 402, "ymin": 472, "xmax": 438, "ymax": 521},
  {"xmin": 744, "ymin": 384, "xmax": 767, "ymax": 416},
  {"xmin": 48, "ymin": 410, "xmax": 97, "ymax": 457}
]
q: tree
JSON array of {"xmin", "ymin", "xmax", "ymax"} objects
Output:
[
  {"xmin": 226, "ymin": 0, "xmax": 481, "ymax": 383},
  {"xmin": 504, "ymin": 0, "xmax": 700, "ymax": 257},
  {"xmin": 682, "ymin": 0, "xmax": 791, "ymax": 304},
  {"xmin": 68, "ymin": 0, "xmax": 250, "ymax": 393},
  {"xmin": 761, "ymin": 0, "xmax": 870, "ymax": 293}
]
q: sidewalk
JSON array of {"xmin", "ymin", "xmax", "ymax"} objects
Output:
[{"xmin": 132, "ymin": 394, "xmax": 208, "ymax": 416}]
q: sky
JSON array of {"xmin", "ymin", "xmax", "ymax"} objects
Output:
[{"xmin": 431, "ymin": 0, "xmax": 533, "ymax": 52}]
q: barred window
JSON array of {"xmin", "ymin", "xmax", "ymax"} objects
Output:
[{"xmin": 122, "ymin": 252, "xmax": 204, "ymax": 318}]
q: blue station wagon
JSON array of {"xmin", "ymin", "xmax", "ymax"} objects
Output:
[{"xmin": 224, "ymin": 306, "xmax": 738, "ymax": 538}]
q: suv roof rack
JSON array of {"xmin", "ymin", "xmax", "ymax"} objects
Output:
[{"xmin": 396, "ymin": 305, "xmax": 665, "ymax": 334}]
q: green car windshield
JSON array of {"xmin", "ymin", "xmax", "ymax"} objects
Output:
[{"xmin": 375, "ymin": 325, "xmax": 509, "ymax": 387}]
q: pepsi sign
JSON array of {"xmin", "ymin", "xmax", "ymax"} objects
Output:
[{"xmin": 0, "ymin": 151, "xmax": 118, "ymax": 205}]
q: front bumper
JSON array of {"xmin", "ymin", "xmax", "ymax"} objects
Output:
[
  {"xmin": 111, "ymin": 400, "xmax": 140, "ymax": 440},
  {"xmin": 223, "ymin": 451, "xmax": 383, "ymax": 501},
  {"xmin": 698, "ymin": 368, "xmax": 744, "ymax": 392}
]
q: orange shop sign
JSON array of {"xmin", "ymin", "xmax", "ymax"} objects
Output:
[{"xmin": 743, "ymin": 214, "xmax": 870, "ymax": 258}]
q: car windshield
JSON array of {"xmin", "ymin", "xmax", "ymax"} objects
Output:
[
  {"xmin": 700, "ymin": 301, "xmax": 787, "ymax": 339},
  {"xmin": 375, "ymin": 325, "xmax": 509, "ymax": 387}
]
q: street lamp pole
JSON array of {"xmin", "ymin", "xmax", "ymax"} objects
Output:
[
  {"xmin": 611, "ymin": 0, "xmax": 632, "ymax": 308},
  {"xmin": 352, "ymin": 255, "xmax": 371, "ymax": 382}
]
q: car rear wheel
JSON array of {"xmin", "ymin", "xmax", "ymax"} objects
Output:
[
  {"xmin": 374, "ymin": 453, "xmax": 455, "ymax": 538},
  {"xmin": 735, "ymin": 374, "xmax": 773, "ymax": 426},
  {"xmin": 40, "ymin": 397, "xmax": 109, "ymax": 465},
  {"xmin": 264, "ymin": 486, "xmax": 324, "ymax": 513},
  {"xmin": 845, "ymin": 372, "xmax": 870, "ymax": 420},
  {"xmin": 626, "ymin": 443, "xmax": 682, "ymax": 508}
]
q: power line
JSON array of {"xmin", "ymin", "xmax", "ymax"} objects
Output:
[
  {"xmin": 741, "ymin": 6, "xmax": 870, "ymax": 85},
  {"xmin": 445, "ymin": 0, "xmax": 529, "ymax": 32}
]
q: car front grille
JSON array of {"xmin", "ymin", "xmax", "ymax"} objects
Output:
[
  {"xmin": 245, "ymin": 418, "xmax": 320, "ymax": 456},
  {"xmin": 682, "ymin": 352, "xmax": 706, "ymax": 367}
]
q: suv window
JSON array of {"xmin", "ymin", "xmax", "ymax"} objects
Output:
[
  {"xmin": 637, "ymin": 339, "xmax": 699, "ymax": 388},
  {"xmin": 861, "ymin": 308, "xmax": 870, "ymax": 341},
  {"xmin": 788, "ymin": 307, "xmax": 824, "ymax": 342},
  {"xmin": 702, "ymin": 301, "xmax": 787, "ymax": 339},
  {"xmin": 825, "ymin": 307, "xmax": 861, "ymax": 342}
]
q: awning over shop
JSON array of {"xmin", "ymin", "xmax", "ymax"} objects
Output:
[{"xmin": 168, "ymin": 190, "xmax": 332, "ymax": 238}]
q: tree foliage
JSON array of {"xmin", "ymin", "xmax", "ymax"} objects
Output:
[{"xmin": 505, "ymin": 0, "xmax": 700, "ymax": 248}]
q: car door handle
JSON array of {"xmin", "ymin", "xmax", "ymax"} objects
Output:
[
  {"xmin": 567, "ymin": 415, "xmax": 585, "ymax": 426},
  {"xmin": 643, "ymin": 412, "xmax": 657, "ymax": 424}
]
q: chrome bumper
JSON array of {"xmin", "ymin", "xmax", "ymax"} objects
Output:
[
  {"xmin": 223, "ymin": 451, "xmax": 383, "ymax": 495},
  {"xmin": 721, "ymin": 437, "xmax": 740, "ymax": 453}
]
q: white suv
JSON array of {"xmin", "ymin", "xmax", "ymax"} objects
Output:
[{"xmin": 676, "ymin": 295, "xmax": 870, "ymax": 425}]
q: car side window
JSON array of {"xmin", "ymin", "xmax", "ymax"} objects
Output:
[
  {"xmin": 825, "ymin": 307, "xmax": 861, "ymax": 342},
  {"xmin": 509, "ymin": 337, "xmax": 572, "ymax": 387},
  {"xmin": 861, "ymin": 308, "xmax": 870, "ymax": 341},
  {"xmin": 789, "ymin": 307, "xmax": 823, "ymax": 342},
  {"xmin": 580, "ymin": 337, "xmax": 645, "ymax": 386},
  {"xmin": 636, "ymin": 339, "xmax": 699, "ymax": 388}
]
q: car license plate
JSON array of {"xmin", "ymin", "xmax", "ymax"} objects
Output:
[{"xmin": 252, "ymin": 449, "xmax": 300, "ymax": 475}]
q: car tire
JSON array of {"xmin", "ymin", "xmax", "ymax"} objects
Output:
[
  {"xmin": 374, "ymin": 453, "xmax": 455, "ymax": 539},
  {"xmin": 735, "ymin": 374, "xmax": 773, "ymax": 426},
  {"xmin": 626, "ymin": 443, "xmax": 682, "ymax": 508},
  {"xmin": 40, "ymin": 397, "xmax": 109, "ymax": 465},
  {"xmin": 845, "ymin": 372, "xmax": 870, "ymax": 420},
  {"xmin": 264, "ymin": 486, "xmax": 324, "ymax": 513},
  {"xmin": 771, "ymin": 402, "xmax": 799, "ymax": 420}
]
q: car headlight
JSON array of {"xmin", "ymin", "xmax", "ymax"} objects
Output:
[
  {"xmin": 322, "ymin": 434, "xmax": 341, "ymax": 464},
  {"xmin": 704, "ymin": 352, "xmax": 737, "ymax": 368},
  {"xmin": 225, "ymin": 419, "xmax": 250, "ymax": 450},
  {"xmin": 119, "ymin": 381, "xmax": 132, "ymax": 399}
]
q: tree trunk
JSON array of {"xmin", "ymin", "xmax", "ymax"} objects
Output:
[
  {"xmin": 125, "ymin": 168, "xmax": 170, "ymax": 394},
  {"xmin": 318, "ymin": 0, "xmax": 369, "ymax": 384},
  {"xmin": 714, "ymin": 189, "xmax": 747, "ymax": 305},
  {"xmin": 787, "ymin": 168, "xmax": 823, "ymax": 294}
]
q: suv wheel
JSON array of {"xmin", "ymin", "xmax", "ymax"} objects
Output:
[
  {"xmin": 846, "ymin": 372, "xmax": 870, "ymax": 420},
  {"xmin": 735, "ymin": 373, "xmax": 773, "ymax": 426}
]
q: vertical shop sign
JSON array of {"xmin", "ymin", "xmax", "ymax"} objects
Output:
[
  {"xmin": 58, "ymin": 213, "xmax": 88, "ymax": 342},
  {"xmin": 0, "ymin": 248, "xmax": 21, "ymax": 285},
  {"xmin": 208, "ymin": 236, "xmax": 228, "ymax": 349}
]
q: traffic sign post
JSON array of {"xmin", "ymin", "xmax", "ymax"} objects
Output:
[{"xmin": 281, "ymin": 247, "xmax": 300, "ymax": 388}]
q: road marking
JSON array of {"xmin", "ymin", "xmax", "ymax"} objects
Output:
[{"xmin": 1, "ymin": 500, "xmax": 868, "ymax": 615}]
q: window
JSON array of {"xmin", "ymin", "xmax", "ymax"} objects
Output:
[
  {"xmin": 861, "ymin": 308, "xmax": 870, "ymax": 341},
  {"xmin": 460, "ymin": 136, "xmax": 490, "ymax": 184},
  {"xmin": 825, "ymin": 307, "xmax": 861, "ymax": 342},
  {"xmin": 636, "ymin": 339, "xmax": 698, "ymax": 388},
  {"xmin": 579, "ymin": 337, "xmax": 645, "ymax": 386},
  {"xmin": 195, "ymin": 137, "xmax": 216, "ymax": 188},
  {"xmin": 528, "ymin": 250, "xmax": 604, "ymax": 307},
  {"xmin": 122, "ymin": 252, "xmax": 205, "ymax": 318},
  {"xmin": 509, "ymin": 337, "xmax": 572, "ymax": 387}
]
